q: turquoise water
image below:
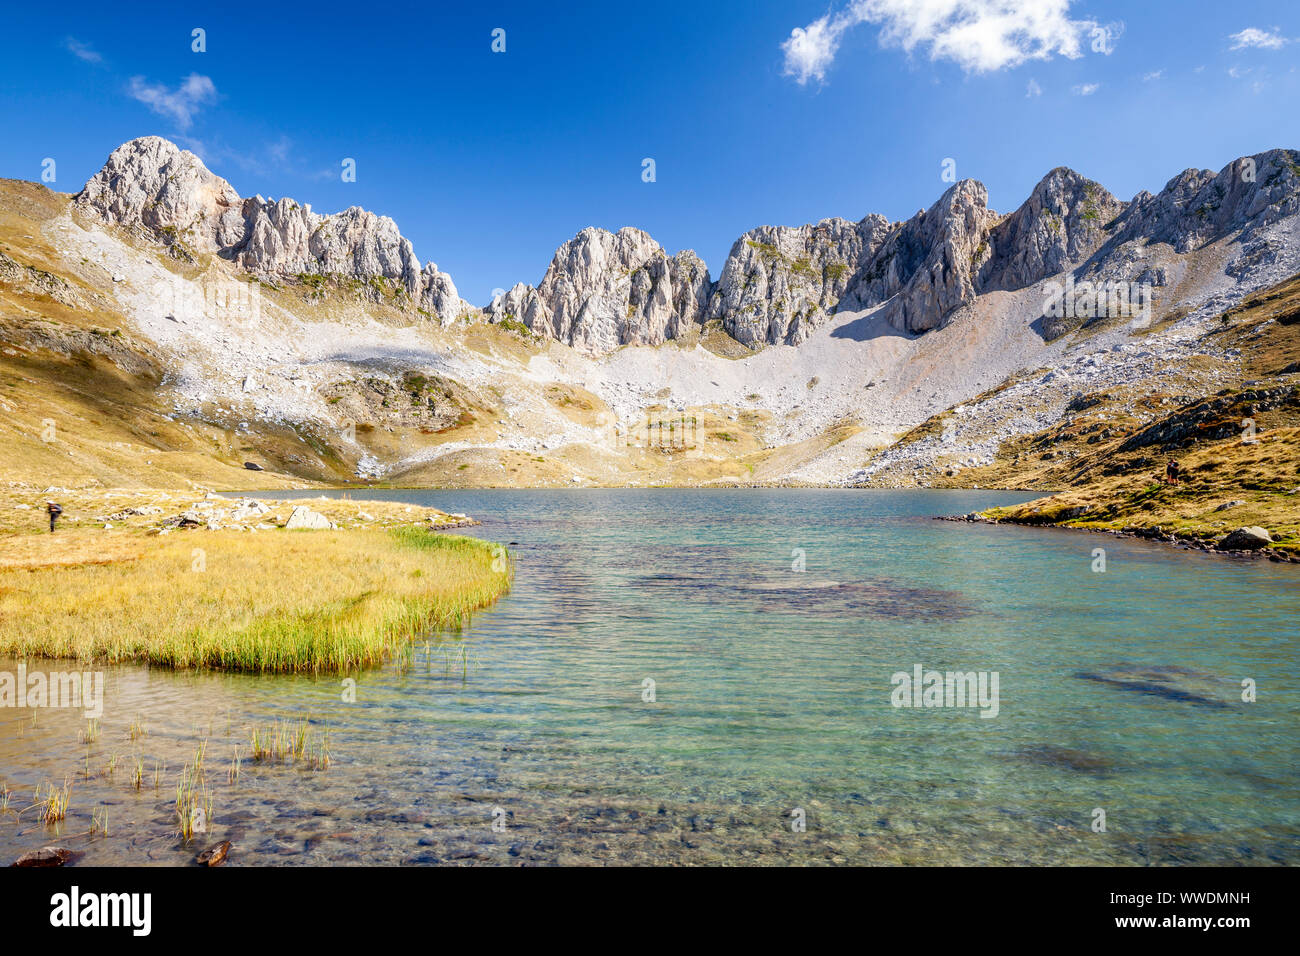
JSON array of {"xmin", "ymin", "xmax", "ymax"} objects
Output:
[{"xmin": 1, "ymin": 490, "xmax": 1297, "ymax": 865}]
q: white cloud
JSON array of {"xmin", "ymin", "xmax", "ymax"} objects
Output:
[
  {"xmin": 127, "ymin": 74, "xmax": 217, "ymax": 130},
  {"xmin": 1142, "ymin": 69, "xmax": 1163, "ymax": 81},
  {"xmin": 64, "ymin": 37, "xmax": 102, "ymax": 63},
  {"xmin": 1229, "ymin": 27, "xmax": 1287, "ymax": 50},
  {"xmin": 1071, "ymin": 82, "xmax": 1100, "ymax": 96},
  {"xmin": 267, "ymin": 136, "xmax": 292, "ymax": 166},
  {"xmin": 782, "ymin": 0, "xmax": 1114, "ymax": 83},
  {"xmin": 782, "ymin": 16, "xmax": 845, "ymax": 85},
  {"xmin": 1026, "ymin": 77, "xmax": 1042, "ymax": 97},
  {"xmin": 175, "ymin": 134, "xmax": 297, "ymax": 176}
]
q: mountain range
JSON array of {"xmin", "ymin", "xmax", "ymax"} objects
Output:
[{"xmin": 1, "ymin": 135, "xmax": 1298, "ymax": 491}]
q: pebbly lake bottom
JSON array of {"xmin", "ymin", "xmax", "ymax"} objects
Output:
[{"xmin": 1, "ymin": 489, "xmax": 1296, "ymax": 866}]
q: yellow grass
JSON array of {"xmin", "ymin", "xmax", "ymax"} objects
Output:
[
  {"xmin": 985, "ymin": 427, "xmax": 1300, "ymax": 554},
  {"xmin": 0, "ymin": 525, "xmax": 511, "ymax": 672},
  {"xmin": 0, "ymin": 531, "xmax": 144, "ymax": 570}
]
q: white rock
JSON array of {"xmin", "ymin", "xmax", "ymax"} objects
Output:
[{"xmin": 284, "ymin": 505, "xmax": 335, "ymax": 530}]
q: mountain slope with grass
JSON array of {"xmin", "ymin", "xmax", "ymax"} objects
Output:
[{"xmin": 948, "ymin": 275, "xmax": 1300, "ymax": 559}]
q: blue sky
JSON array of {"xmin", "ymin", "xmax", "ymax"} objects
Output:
[{"xmin": 1, "ymin": 0, "xmax": 1298, "ymax": 304}]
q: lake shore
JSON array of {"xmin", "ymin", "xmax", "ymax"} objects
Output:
[
  {"xmin": 971, "ymin": 425, "xmax": 1300, "ymax": 562},
  {"xmin": 0, "ymin": 487, "xmax": 511, "ymax": 672},
  {"xmin": 4, "ymin": 487, "xmax": 1294, "ymax": 868},
  {"xmin": 943, "ymin": 511, "xmax": 1300, "ymax": 564}
]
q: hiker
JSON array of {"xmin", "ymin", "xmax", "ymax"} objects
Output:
[
  {"xmin": 1165, "ymin": 459, "xmax": 1181, "ymax": 485},
  {"xmin": 46, "ymin": 501, "xmax": 62, "ymax": 532}
]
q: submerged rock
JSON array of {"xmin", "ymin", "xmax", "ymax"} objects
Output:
[
  {"xmin": 1009, "ymin": 745, "xmax": 1115, "ymax": 775},
  {"xmin": 1076, "ymin": 664, "xmax": 1236, "ymax": 708},
  {"xmin": 13, "ymin": 846, "xmax": 79, "ymax": 867}
]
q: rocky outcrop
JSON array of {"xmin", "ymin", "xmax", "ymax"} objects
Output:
[
  {"xmin": 74, "ymin": 137, "xmax": 468, "ymax": 321},
  {"xmin": 707, "ymin": 216, "xmax": 892, "ymax": 346},
  {"xmin": 1074, "ymin": 150, "xmax": 1300, "ymax": 294},
  {"xmin": 712, "ymin": 152, "xmax": 1298, "ymax": 341},
  {"xmin": 979, "ymin": 168, "xmax": 1123, "ymax": 292},
  {"xmin": 233, "ymin": 199, "xmax": 421, "ymax": 288},
  {"xmin": 1108, "ymin": 149, "xmax": 1300, "ymax": 253},
  {"xmin": 417, "ymin": 262, "xmax": 465, "ymax": 322},
  {"xmin": 845, "ymin": 180, "xmax": 1001, "ymax": 333},
  {"xmin": 485, "ymin": 227, "xmax": 709, "ymax": 351},
  {"xmin": 74, "ymin": 136, "xmax": 246, "ymax": 253},
  {"xmin": 507, "ymin": 180, "xmax": 1001, "ymax": 349},
  {"xmin": 693, "ymin": 183, "xmax": 1002, "ymax": 344}
]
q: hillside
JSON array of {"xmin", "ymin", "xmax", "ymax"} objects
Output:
[{"xmin": 974, "ymin": 275, "xmax": 1300, "ymax": 558}]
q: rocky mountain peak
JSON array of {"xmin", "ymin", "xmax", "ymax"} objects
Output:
[
  {"xmin": 1109, "ymin": 149, "xmax": 1300, "ymax": 254},
  {"xmin": 76, "ymin": 136, "xmax": 246, "ymax": 253},
  {"xmin": 708, "ymin": 214, "xmax": 894, "ymax": 347},
  {"xmin": 485, "ymin": 226, "xmax": 709, "ymax": 351},
  {"xmin": 73, "ymin": 136, "xmax": 465, "ymax": 320},
  {"xmin": 846, "ymin": 179, "xmax": 1000, "ymax": 333},
  {"xmin": 978, "ymin": 166, "xmax": 1123, "ymax": 293},
  {"xmin": 69, "ymin": 137, "xmax": 1300, "ymax": 352}
]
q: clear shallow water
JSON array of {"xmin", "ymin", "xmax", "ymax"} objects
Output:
[{"xmin": 1, "ymin": 489, "xmax": 1297, "ymax": 866}]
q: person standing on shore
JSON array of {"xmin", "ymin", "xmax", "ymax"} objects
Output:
[{"xmin": 46, "ymin": 500, "xmax": 62, "ymax": 532}]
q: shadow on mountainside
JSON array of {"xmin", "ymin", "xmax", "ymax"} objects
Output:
[{"xmin": 828, "ymin": 308, "xmax": 915, "ymax": 343}]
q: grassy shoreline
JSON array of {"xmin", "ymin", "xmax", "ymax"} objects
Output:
[
  {"xmin": 0, "ymin": 490, "xmax": 511, "ymax": 672},
  {"xmin": 978, "ymin": 426, "xmax": 1300, "ymax": 561}
]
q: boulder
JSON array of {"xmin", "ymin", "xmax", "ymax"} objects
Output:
[
  {"xmin": 284, "ymin": 505, "xmax": 335, "ymax": 530},
  {"xmin": 230, "ymin": 499, "xmax": 270, "ymax": 522},
  {"xmin": 173, "ymin": 510, "xmax": 204, "ymax": 528},
  {"xmin": 243, "ymin": 461, "xmax": 264, "ymax": 471},
  {"xmin": 1219, "ymin": 526, "xmax": 1272, "ymax": 551}
]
